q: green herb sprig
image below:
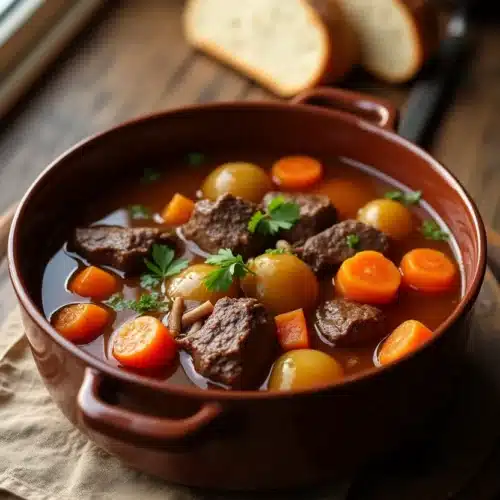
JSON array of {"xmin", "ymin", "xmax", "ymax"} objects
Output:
[
  {"xmin": 265, "ymin": 248, "xmax": 291, "ymax": 255},
  {"xmin": 104, "ymin": 292, "xmax": 169, "ymax": 314},
  {"xmin": 140, "ymin": 244, "xmax": 189, "ymax": 290},
  {"xmin": 346, "ymin": 234, "xmax": 360, "ymax": 249},
  {"xmin": 203, "ymin": 249, "xmax": 254, "ymax": 292},
  {"xmin": 140, "ymin": 168, "xmax": 161, "ymax": 184},
  {"xmin": 128, "ymin": 204, "xmax": 152, "ymax": 220},
  {"xmin": 186, "ymin": 152, "xmax": 205, "ymax": 166},
  {"xmin": 384, "ymin": 190, "xmax": 422, "ymax": 206},
  {"xmin": 421, "ymin": 220, "xmax": 449, "ymax": 241},
  {"xmin": 140, "ymin": 274, "xmax": 162, "ymax": 290},
  {"xmin": 248, "ymin": 195, "xmax": 300, "ymax": 235}
]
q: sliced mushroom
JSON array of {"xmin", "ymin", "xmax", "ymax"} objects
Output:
[
  {"xmin": 168, "ymin": 297, "xmax": 184, "ymax": 337},
  {"xmin": 181, "ymin": 301, "xmax": 214, "ymax": 328}
]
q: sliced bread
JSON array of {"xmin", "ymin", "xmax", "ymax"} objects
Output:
[
  {"xmin": 335, "ymin": 0, "xmax": 440, "ymax": 83},
  {"xmin": 183, "ymin": 0, "xmax": 359, "ymax": 98}
]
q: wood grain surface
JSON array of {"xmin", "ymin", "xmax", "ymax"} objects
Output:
[{"xmin": 2, "ymin": 1, "xmax": 500, "ymax": 499}]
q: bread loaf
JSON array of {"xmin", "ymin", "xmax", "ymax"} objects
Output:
[
  {"xmin": 335, "ymin": 0, "xmax": 440, "ymax": 83},
  {"xmin": 183, "ymin": 0, "xmax": 359, "ymax": 98}
]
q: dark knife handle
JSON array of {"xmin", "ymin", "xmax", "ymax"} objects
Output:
[{"xmin": 398, "ymin": 16, "xmax": 470, "ymax": 147}]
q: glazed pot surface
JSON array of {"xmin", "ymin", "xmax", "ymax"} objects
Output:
[{"xmin": 8, "ymin": 88, "xmax": 486, "ymax": 489}]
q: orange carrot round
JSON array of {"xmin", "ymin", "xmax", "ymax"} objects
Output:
[
  {"xmin": 162, "ymin": 193, "xmax": 195, "ymax": 226},
  {"xmin": 275, "ymin": 308, "xmax": 310, "ymax": 351},
  {"xmin": 70, "ymin": 266, "xmax": 118, "ymax": 299},
  {"xmin": 335, "ymin": 250, "xmax": 401, "ymax": 305},
  {"xmin": 272, "ymin": 156, "xmax": 323, "ymax": 190},
  {"xmin": 379, "ymin": 319, "xmax": 433, "ymax": 366},
  {"xmin": 400, "ymin": 248, "xmax": 457, "ymax": 293},
  {"xmin": 112, "ymin": 316, "xmax": 177, "ymax": 369},
  {"xmin": 52, "ymin": 303, "xmax": 110, "ymax": 344}
]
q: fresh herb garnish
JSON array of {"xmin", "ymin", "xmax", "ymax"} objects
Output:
[
  {"xmin": 421, "ymin": 220, "xmax": 449, "ymax": 241},
  {"xmin": 103, "ymin": 293, "xmax": 129, "ymax": 312},
  {"xmin": 140, "ymin": 273, "xmax": 162, "ymax": 290},
  {"xmin": 384, "ymin": 190, "xmax": 422, "ymax": 206},
  {"xmin": 203, "ymin": 249, "xmax": 254, "ymax": 292},
  {"xmin": 248, "ymin": 195, "xmax": 300, "ymax": 235},
  {"xmin": 128, "ymin": 204, "xmax": 151, "ymax": 220},
  {"xmin": 265, "ymin": 248, "xmax": 291, "ymax": 255},
  {"xmin": 140, "ymin": 168, "xmax": 161, "ymax": 184},
  {"xmin": 346, "ymin": 234, "xmax": 360, "ymax": 249},
  {"xmin": 104, "ymin": 292, "xmax": 169, "ymax": 314},
  {"xmin": 186, "ymin": 152, "xmax": 205, "ymax": 166},
  {"xmin": 141, "ymin": 244, "xmax": 189, "ymax": 287}
]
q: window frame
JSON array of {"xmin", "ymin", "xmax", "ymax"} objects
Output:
[{"xmin": 0, "ymin": 0, "xmax": 103, "ymax": 117}]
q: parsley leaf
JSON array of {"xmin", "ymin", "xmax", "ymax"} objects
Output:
[
  {"xmin": 267, "ymin": 195, "xmax": 287, "ymax": 213},
  {"xmin": 404, "ymin": 190, "xmax": 422, "ymax": 205},
  {"xmin": 248, "ymin": 211, "xmax": 265, "ymax": 233},
  {"xmin": 346, "ymin": 234, "xmax": 360, "ymax": 249},
  {"xmin": 204, "ymin": 248, "xmax": 235, "ymax": 266},
  {"xmin": 384, "ymin": 190, "xmax": 422, "ymax": 206},
  {"xmin": 103, "ymin": 293, "xmax": 129, "ymax": 312},
  {"xmin": 204, "ymin": 249, "xmax": 254, "ymax": 291},
  {"xmin": 140, "ymin": 168, "xmax": 161, "ymax": 184},
  {"xmin": 248, "ymin": 195, "xmax": 300, "ymax": 235},
  {"xmin": 204, "ymin": 267, "xmax": 233, "ymax": 292},
  {"xmin": 186, "ymin": 152, "xmax": 205, "ymax": 166},
  {"xmin": 141, "ymin": 244, "xmax": 189, "ymax": 288},
  {"xmin": 265, "ymin": 248, "xmax": 291, "ymax": 255},
  {"xmin": 421, "ymin": 220, "xmax": 449, "ymax": 241},
  {"xmin": 132, "ymin": 292, "xmax": 170, "ymax": 313},
  {"xmin": 166, "ymin": 259, "xmax": 191, "ymax": 277},
  {"xmin": 150, "ymin": 245, "xmax": 174, "ymax": 275},
  {"xmin": 140, "ymin": 273, "xmax": 162, "ymax": 290},
  {"xmin": 128, "ymin": 204, "xmax": 151, "ymax": 220},
  {"xmin": 104, "ymin": 292, "xmax": 169, "ymax": 314},
  {"xmin": 384, "ymin": 190, "xmax": 404, "ymax": 201}
]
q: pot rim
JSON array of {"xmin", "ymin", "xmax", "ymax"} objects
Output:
[{"xmin": 8, "ymin": 100, "xmax": 487, "ymax": 400}]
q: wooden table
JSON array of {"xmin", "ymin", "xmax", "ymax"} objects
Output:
[{"xmin": 2, "ymin": 1, "xmax": 500, "ymax": 498}]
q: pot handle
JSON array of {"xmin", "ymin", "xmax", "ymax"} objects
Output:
[
  {"xmin": 77, "ymin": 368, "xmax": 222, "ymax": 446},
  {"xmin": 291, "ymin": 87, "xmax": 399, "ymax": 132}
]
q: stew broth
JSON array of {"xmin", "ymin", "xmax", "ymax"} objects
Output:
[{"xmin": 42, "ymin": 151, "xmax": 462, "ymax": 389}]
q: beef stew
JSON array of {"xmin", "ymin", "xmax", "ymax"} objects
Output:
[{"xmin": 42, "ymin": 152, "xmax": 461, "ymax": 391}]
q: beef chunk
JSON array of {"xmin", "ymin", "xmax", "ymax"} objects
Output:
[
  {"xmin": 71, "ymin": 225, "xmax": 176, "ymax": 274},
  {"xmin": 301, "ymin": 220, "xmax": 389, "ymax": 274},
  {"xmin": 177, "ymin": 297, "xmax": 276, "ymax": 389},
  {"xmin": 262, "ymin": 192, "xmax": 337, "ymax": 245},
  {"xmin": 315, "ymin": 299, "xmax": 386, "ymax": 347},
  {"xmin": 181, "ymin": 193, "xmax": 268, "ymax": 259}
]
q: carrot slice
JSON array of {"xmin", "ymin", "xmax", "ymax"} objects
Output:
[
  {"xmin": 70, "ymin": 266, "xmax": 118, "ymax": 299},
  {"xmin": 379, "ymin": 319, "xmax": 433, "ymax": 366},
  {"xmin": 52, "ymin": 303, "xmax": 110, "ymax": 344},
  {"xmin": 112, "ymin": 316, "xmax": 177, "ymax": 369},
  {"xmin": 335, "ymin": 250, "xmax": 401, "ymax": 305},
  {"xmin": 162, "ymin": 193, "xmax": 195, "ymax": 226},
  {"xmin": 275, "ymin": 308, "xmax": 310, "ymax": 351},
  {"xmin": 272, "ymin": 156, "xmax": 323, "ymax": 190},
  {"xmin": 400, "ymin": 248, "xmax": 457, "ymax": 293}
]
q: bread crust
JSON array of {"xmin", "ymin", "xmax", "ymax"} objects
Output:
[
  {"xmin": 306, "ymin": 0, "xmax": 359, "ymax": 85},
  {"xmin": 183, "ymin": 0, "xmax": 359, "ymax": 98},
  {"xmin": 404, "ymin": 0, "xmax": 440, "ymax": 76},
  {"xmin": 366, "ymin": 0, "xmax": 440, "ymax": 83}
]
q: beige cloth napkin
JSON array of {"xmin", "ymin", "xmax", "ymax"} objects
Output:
[
  {"xmin": 3, "ymin": 270, "xmax": 500, "ymax": 500},
  {"xmin": 0, "ymin": 309, "xmax": 350, "ymax": 500}
]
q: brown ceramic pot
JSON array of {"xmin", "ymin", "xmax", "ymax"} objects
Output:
[{"xmin": 8, "ymin": 88, "xmax": 486, "ymax": 490}]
